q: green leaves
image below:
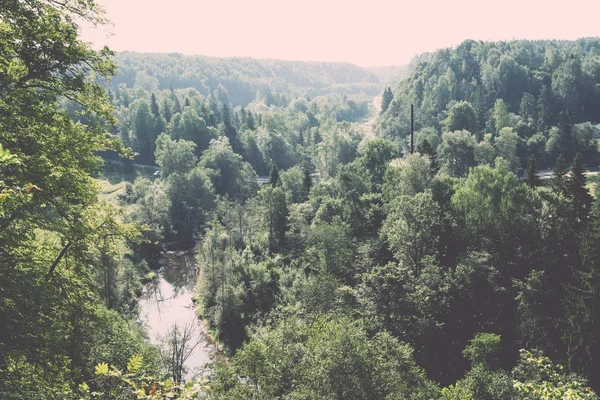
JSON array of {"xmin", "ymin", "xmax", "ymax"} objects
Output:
[
  {"xmin": 462, "ymin": 333, "xmax": 502, "ymax": 370},
  {"xmin": 513, "ymin": 350, "xmax": 598, "ymax": 399},
  {"xmin": 1, "ymin": 58, "xmax": 28, "ymax": 85},
  {"xmin": 94, "ymin": 363, "xmax": 109, "ymax": 376},
  {"xmin": 0, "ymin": 144, "xmax": 19, "ymax": 166},
  {"xmin": 127, "ymin": 355, "xmax": 143, "ymax": 374}
]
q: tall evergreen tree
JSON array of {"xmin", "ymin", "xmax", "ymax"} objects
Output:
[
  {"xmin": 551, "ymin": 154, "xmax": 569, "ymax": 195},
  {"xmin": 381, "ymin": 87, "xmax": 393, "ymax": 114},
  {"xmin": 184, "ymin": 97, "xmax": 191, "ymax": 107},
  {"xmin": 564, "ymin": 201, "xmax": 600, "ymax": 382},
  {"xmin": 240, "ymin": 106, "xmax": 247, "ymax": 125},
  {"xmin": 209, "ymin": 98, "xmax": 220, "ymax": 125},
  {"xmin": 150, "ymin": 93, "xmax": 160, "ymax": 117},
  {"xmin": 568, "ymin": 153, "xmax": 593, "ymax": 223},
  {"xmin": 246, "ymin": 111, "xmax": 255, "ymax": 130},
  {"xmin": 162, "ymin": 98, "xmax": 172, "ymax": 122},
  {"xmin": 537, "ymin": 85, "xmax": 553, "ymax": 132},
  {"xmin": 526, "ymin": 156, "xmax": 541, "ymax": 188},
  {"xmin": 269, "ymin": 164, "xmax": 281, "ymax": 187},
  {"xmin": 173, "ymin": 95, "xmax": 182, "ymax": 114},
  {"xmin": 301, "ymin": 166, "xmax": 313, "ymax": 201},
  {"xmin": 221, "ymin": 104, "xmax": 231, "ymax": 127},
  {"xmin": 260, "ymin": 186, "xmax": 288, "ymax": 254}
]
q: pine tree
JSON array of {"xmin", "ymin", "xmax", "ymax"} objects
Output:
[
  {"xmin": 269, "ymin": 164, "xmax": 281, "ymax": 187},
  {"xmin": 173, "ymin": 96, "xmax": 182, "ymax": 114},
  {"xmin": 301, "ymin": 165, "xmax": 312, "ymax": 201},
  {"xmin": 221, "ymin": 104, "xmax": 231, "ymax": 127},
  {"xmin": 568, "ymin": 153, "xmax": 593, "ymax": 223},
  {"xmin": 564, "ymin": 202, "xmax": 600, "ymax": 380},
  {"xmin": 150, "ymin": 93, "xmax": 160, "ymax": 117},
  {"xmin": 537, "ymin": 85, "xmax": 552, "ymax": 132},
  {"xmin": 381, "ymin": 87, "xmax": 393, "ymax": 114},
  {"xmin": 221, "ymin": 104, "xmax": 240, "ymax": 153},
  {"xmin": 313, "ymin": 128, "xmax": 322, "ymax": 144},
  {"xmin": 210, "ymin": 98, "xmax": 220, "ymax": 125},
  {"xmin": 246, "ymin": 111, "xmax": 255, "ymax": 130},
  {"xmin": 184, "ymin": 97, "xmax": 191, "ymax": 107},
  {"xmin": 260, "ymin": 186, "xmax": 288, "ymax": 254},
  {"xmin": 240, "ymin": 106, "xmax": 247, "ymax": 125},
  {"xmin": 551, "ymin": 154, "xmax": 569, "ymax": 195},
  {"xmin": 162, "ymin": 98, "xmax": 172, "ymax": 122},
  {"xmin": 526, "ymin": 156, "xmax": 541, "ymax": 188}
]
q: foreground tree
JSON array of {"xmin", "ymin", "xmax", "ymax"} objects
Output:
[
  {"xmin": 0, "ymin": 0, "xmax": 154, "ymax": 397},
  {"xmin": 207, "ymin": 315, "xmax": 439, "ymax": 399},
  {"xmin": 568, "ymin": 153, "xmax": 593, "ymax": 224}
]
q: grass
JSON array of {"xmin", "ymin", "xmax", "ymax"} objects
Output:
[
  {"xmin": 98, "ymin": 178, "xmax": 127, "ymax": 204},
  {"xmin": 95, "ymin": 162, "xmax": 156, "ymax": 205}
]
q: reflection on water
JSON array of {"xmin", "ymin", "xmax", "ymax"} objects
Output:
[{"xmin": 138, "ymin": 251, "xmax": 214, "ymax": 380}]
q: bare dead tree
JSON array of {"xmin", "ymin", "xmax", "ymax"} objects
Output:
[{"xmin": 158, "ymin": 319, "xmax": 202, "ymax": 384}]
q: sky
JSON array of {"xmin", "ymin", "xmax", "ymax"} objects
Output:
[{"xmin": 80, "ymin": 0, "xmax": 600, "ymax": 67}]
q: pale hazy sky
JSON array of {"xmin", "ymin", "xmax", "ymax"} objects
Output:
[{"xmin": 80, "ymin": 0, "xmax": 600, "ymax": 67}]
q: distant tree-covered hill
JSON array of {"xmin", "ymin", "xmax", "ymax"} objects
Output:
[
  {"xmin": 367, "ymin": 52, "xmax": 433, "ymax": 87},
  {"xmin": 377, "ymin": 38, "xmax": 600, "ymax": 168},
  {"xmin": 108, "ymin": 52, "xmax": 382, "ymax": 105}
]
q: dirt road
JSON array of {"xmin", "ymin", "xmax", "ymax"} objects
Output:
[{"xmin": 359, "ymin": 95, "xmax": 381, "ymax": 145}]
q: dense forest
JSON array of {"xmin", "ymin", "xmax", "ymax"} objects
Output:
[
  {"xmin": 378, "ymin": 39, "xmax": 600, "ymax": 169},
  {"xmin": 109, "ymin": 52, "xmax": 381, "ymax": 105},
  {"xmin": 2, "ymin": 1, "xmax": 600, "ymax": 399}
]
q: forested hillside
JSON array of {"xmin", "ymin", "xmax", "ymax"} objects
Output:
[
  {"xmin": 109, "ymin": 52, "xmax": 381, "ymax": 105},
  {"xmin": 378, "ymin": 38, "xmax": 600, "ymax": 170},
  {"xmin": 2, "ymin": 1, "xmax": 600, "ymax": 398}
]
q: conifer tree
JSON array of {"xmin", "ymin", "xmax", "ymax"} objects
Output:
[
  {"xmin": 162, "ymin": 98, "xmax": 172, "ymax": 122},
  {"xmin": 222, "ymin": 104, "xmax": 240, "ymax": 153},
  {"xmin": 313, "ymin": 128, "xmax": 322, "ymax": 144},
  {"xmin": 240, "ymin": 106, "xmax": 247, "ymax": 125},
  {"xmin": 173, "ymin": 95, "xmax": 182, "ymax": 114},
  {"xmin": 301, "ymin": 166, "xmax": 313, "ymax": 201},
  {"xmin": 184, "ymin": 97, "xmax": 191, "ymax": 107},
  {"xmin": 381, "ymin": 87, "xmax": 394, "ymax": 114},
  {"xmin": 537, "ymin": 85, "xmax": 553, "ymax": 132},
  {"xmin": 246, "ymin": 111, "xmax": 255, "ymax": 130},
  {"xmin": 150, "ymin": 93, "xmax": 160, "ymax": 117},
  {"xmin": 526, "ymin": 156, "xmax": 541, "ymax": 188},
  {"xmin": 221, "ymin": 104, "xmax": 231, "ymax": 127},
  {"xmin": 564, "ymin": 201, "xmax": 600, "ymax": 381},
  {"xmin": 260, "ymin": 186, "xmax": 288, "ymax": 254},
  {"xmin": 269, "ymin": 164, "xmax": 281, "ymax": 187},
  {"xmin": 568, "ymin": 153, "xmax": 593, "ymax": 223},
  {"xmin": 551, "ymin": 154, "xmax": 569, "ymax": 195}
]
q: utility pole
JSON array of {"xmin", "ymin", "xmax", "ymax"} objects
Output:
[{"xmin": 410, "ymin": 104, "xmax": 414, "ymax": 154}]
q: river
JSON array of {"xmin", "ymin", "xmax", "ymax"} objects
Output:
[{"xmin": 138, "ymin": 251, "xmax": 216, "ymax": 381}]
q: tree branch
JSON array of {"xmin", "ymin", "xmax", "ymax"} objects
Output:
[{"xmin": 45, "ymin": 240, "xmax": 72, "ymax": 280}]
